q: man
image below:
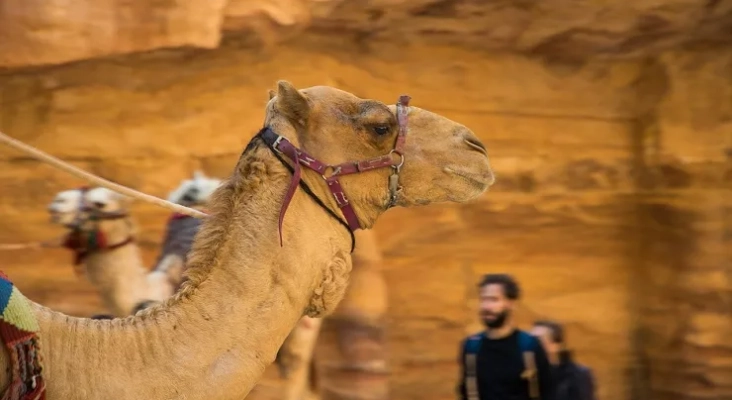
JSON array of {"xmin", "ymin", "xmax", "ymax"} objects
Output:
[
  {"xmin": 531, "ymin": 320, "xmax": 597, "ymax": 400},
  {"xmin": 457, "ymin": 274, "xmax": 554, "ymax": 400}
]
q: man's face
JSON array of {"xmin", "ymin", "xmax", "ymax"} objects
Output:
[
  {"xmin": 478, "ymin": 283, "xmax": 512, "ymax": 329},
  {"xmin": 530, "ymin": 325, "xmax": 561, "ymax": 356}
]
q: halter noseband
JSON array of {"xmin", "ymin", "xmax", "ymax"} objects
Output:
[{"xmin": 261, "ymin": 95, "xmax": 411, "ymax": 251}]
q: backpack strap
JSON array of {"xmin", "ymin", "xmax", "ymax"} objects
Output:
[
  {"xmin": 462, "ymin": 334, "xmax": 483, "ymax": 400},
  {"xmin": 518, "ymin": 331, "xmax": 540, "ymax": 400}
]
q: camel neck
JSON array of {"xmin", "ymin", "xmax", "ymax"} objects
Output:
[
  {"xmin": 82, "ymin": 243, "xmax": 149, "ymax": 316},
  {"xmin": 33, "ymin": 139, "xmax": 354, "ymax": 399}
]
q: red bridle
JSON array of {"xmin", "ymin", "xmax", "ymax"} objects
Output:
[
  {"xmin": 261, "ymin": 95, "xmax": 411, "ymax": 249},
  {"xmin": 62, "ymin": 186, "xmax": 134, "ymax": 269}
]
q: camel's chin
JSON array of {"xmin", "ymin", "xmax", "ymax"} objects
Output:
[{"xmin": 450, "ymin": 184, "xmax": 491, "ymax": 204}]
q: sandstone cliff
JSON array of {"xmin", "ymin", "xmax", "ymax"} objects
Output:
[
  {"xmin": 1, "ymin": 0, "xmax": 731, "ymax": 69},
  {"xmin": 1, "ymin": 1, "xmax": 731, "ymax": 400}
]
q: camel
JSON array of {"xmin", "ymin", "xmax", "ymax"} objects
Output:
[
  {"xmin": 0, "ymin": 81, "xmax": 494, "ymax": 399},
  {"xmin": 48, "ymin": 171, "xmax": 222, "ymax": 316},
  {"xmin": 47, "ymin": 187, "xmax": 172, "ymax": 316}
]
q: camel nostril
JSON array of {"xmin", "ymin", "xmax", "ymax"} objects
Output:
[{"xmin": 464, "ymin": 137, "xmax": 488, "ymax": 156}]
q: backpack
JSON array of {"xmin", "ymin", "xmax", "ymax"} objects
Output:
[{"xmin": 462, "ymin": 330, "xmax": 540, "ymax": 400}]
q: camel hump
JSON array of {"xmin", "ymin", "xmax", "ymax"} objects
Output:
[{"xmin": 0, "ymin": 271, "xmax": 47, "ymax": 399}]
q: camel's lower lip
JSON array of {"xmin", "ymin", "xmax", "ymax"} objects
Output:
[{"xmin": 445, "ymin": 167, "xmax": 495, "ymax": 190}]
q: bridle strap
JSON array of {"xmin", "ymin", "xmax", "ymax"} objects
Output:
[
  {"xmin": 63, "ymin": 230, "xmax": 135, "ymax": 266},
  {"xmin": 260, "ymin": 128, "xmax": 356, "ymax": 251},
  {"xmin": 106, "ymin": 236, "xmax": 135, "ymax": 250},
  {"xmin": 65, "ymin": 186, "xmax": 135, "ymax": 265},
  {"xmin": 84, "ymin": 210, "xmax": 130, "ymax": 220},
  {"xmin": 264, "ymin": 137, "xmax": 357, "ymax": 252},
  {"xmin": 259, "ymin": 94, "xmax": 411, "ymax": 250},
  {"xmin": 263, "ymin": 132, "xmax": 363, "ymax": 231}
]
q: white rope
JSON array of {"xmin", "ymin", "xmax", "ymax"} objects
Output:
[
  {"xmin": 0, "ymin": 237, "xmax": 64, "ymax": 251},
  {"xmin": 0, "ymin": 242, "xmax": 45, "ymax": 250},
  {"xmin": 0, "ymin": 130, "xmax": 208, "ymax": 219}
]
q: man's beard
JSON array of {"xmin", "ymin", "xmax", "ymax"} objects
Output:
[{"xmin": 481, "ymin": 309, "xmax": 510, "ymax": 329}]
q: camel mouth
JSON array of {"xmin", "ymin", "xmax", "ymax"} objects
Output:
[{"xmin": 444, "ymin": 167, "xmax": 495, "ymax": 190}]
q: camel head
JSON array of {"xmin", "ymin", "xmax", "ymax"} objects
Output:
[
  {"xmin": 47, "ymin": 188, "xmax": 85, "ymax": 228},
  {"xmin": 166, "ymin": 170, "xmax": 222, "ymax": 207},
  {"xmin": 51, "ymin": 187, "xmax": 135, "ymax": 250},
  {"xmin": 263, "ymin": 81, "xmax": 495, "ymax": 228},
  {"xmin": 77, "ymin": 187, "xmax": 134, "ymax": 238},
  {"xmin": 47, "ymin": 186, "xmax": 136, "ymax": 271}
]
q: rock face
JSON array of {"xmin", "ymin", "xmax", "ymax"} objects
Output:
[
  {"xmin": 1, "ymin": 0, "xmax": 732, "ymax": 68},
  {"xmin": 0, "ymin": 2, "xmax": 731, "ymax": 400}
]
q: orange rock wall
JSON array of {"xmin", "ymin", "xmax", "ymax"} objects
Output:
[
  {"xmin": 0, "ymin": 35, "xmax": 730, "ymax": 400},
  {"xmin": 634, "ymin": 51, "xmax": 732, "ymax": 400}
]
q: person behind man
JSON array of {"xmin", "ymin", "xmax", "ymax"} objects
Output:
[
  {"xmin": 531, "ymin": 320, "xmax": 597, "ymax": 400},
  {"xmin": 457, "ymin": 274, "xmax": 554, "ymax": 400}
]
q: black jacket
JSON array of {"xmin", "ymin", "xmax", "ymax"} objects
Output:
[{"xmin": 552, "ymin": 351, "xmax": 596, "ymax": 400}]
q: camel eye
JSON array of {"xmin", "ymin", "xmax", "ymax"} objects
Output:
[
  {"xmin": 93, "ymin": 202, "xmax": 106, "ymax": 208},
  {"xmin": 372, "ymin": 125, "xmax": 390, "ymax": 136}
]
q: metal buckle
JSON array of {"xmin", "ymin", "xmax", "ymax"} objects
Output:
[
  {"xmin": 321, "ymin": 166, "xmax": 342, "ymax": 180},
  {"xmin": 272, "ymin": 135, "xmax": 285, "ymax": 154}
]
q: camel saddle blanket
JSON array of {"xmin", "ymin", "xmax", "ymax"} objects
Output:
[
  {"xmin": 0, "ymin": 271, "xmax": 46, "ymax": 400},
  {"xmin": 153, "ymin": 212, "xmax": 202, "ymax": 268}
]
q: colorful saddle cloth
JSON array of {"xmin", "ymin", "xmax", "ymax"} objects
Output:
[{"xmin": 0, "ymin": 271, "xmax": 46, "ymax": 400}]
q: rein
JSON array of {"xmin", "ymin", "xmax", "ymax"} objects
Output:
[
  {"xmin": 0, "ymin": 239, "xmax": 62, "ymax": 251},
  {"xmin": 260, "ymin": 95, "xmax": 411, "ymax": 251}
]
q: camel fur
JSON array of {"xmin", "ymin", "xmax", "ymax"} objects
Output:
[
  {"xmin": 0, "ymin": 81, "xmax": 494, "ymax": 399},
  {"xmin": 272, "ymin": 229, "xmax": 388, "ymax": 400}
]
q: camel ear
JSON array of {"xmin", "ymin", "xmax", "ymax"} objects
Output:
[
  {"xmin": 276, "ymin": 80, "xmax": 310, "ymax": 123},
  {"xmin": 268, "ymin": 89, "xmax": 276, "ymax": 100}
]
